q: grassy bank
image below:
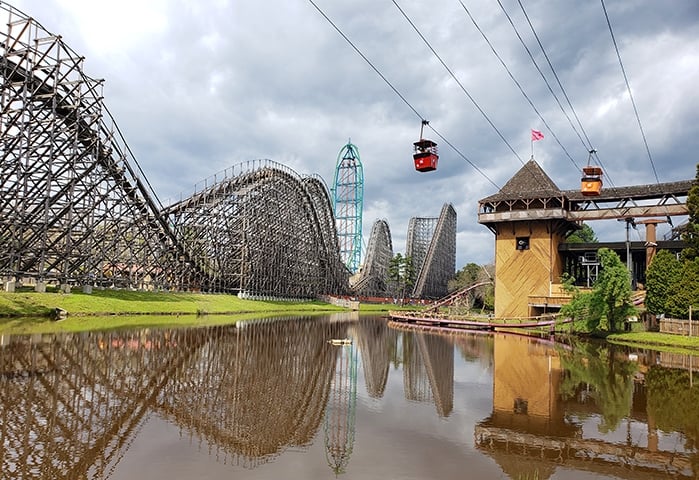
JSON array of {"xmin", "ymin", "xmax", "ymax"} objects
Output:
[
  {"xmin": 607, "ymin": 331, "xmax": 699, "ymax": 352},
  {"xmin": 0, "ymin": 289, "xmax": 409, "ymax": 334},
  {"xmin": 0, "ymin": 289, "xmax": 348, "ymax": 317}
]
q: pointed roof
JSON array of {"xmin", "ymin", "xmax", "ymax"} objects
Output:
[{"xmin": 480, "ymin": 159, "xmax": 562, "ymax": 202}]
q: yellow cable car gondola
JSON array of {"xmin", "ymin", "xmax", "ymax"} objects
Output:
[
  {"xmin": 581, "ymin": 150, "xmax": 603, "ymax": 196},
  {"xmin": 413, "ymin": 120, "xmax": 438, "ymax": 172}
]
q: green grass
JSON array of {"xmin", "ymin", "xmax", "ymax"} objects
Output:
[
  {"xmin": 0, "ymin": 289, "xmax": 419, "ymax": 334},
  {"xmin": 0, "ymin": 289, "xmax": 346, "ymax": 317},
  {"xmin": 607, "ymin": 331, "xmax": 699, "ymax": 352}
]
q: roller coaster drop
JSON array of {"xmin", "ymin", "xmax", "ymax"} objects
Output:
[{"xmin": 0, "ymin": 4, "xmax": 347, "ymax": 297}]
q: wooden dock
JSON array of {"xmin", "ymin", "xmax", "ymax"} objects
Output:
[{"xmin": 388, "ymin": 310, "xmax": 572, "ymax": 333}]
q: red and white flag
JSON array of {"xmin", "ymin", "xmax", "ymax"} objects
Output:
[{"xmin": 531, "ymin": 129, "xmax": 544, "ymax": 141}]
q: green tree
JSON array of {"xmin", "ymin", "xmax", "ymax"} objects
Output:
[
  {"xmin": 589, "ymin": 248, "xmax": 636, "ymax": 332},
  {"xmin": 645, "ymin": 249, "xmax": 682, "ymax": 315},
  {"xmin": 559, "ymin": 273, "xmax": 594, "ymax": 332},
  {"xmin": 566, "ymin": 223, "xmax": 598, "ymax": 243},
  {"xmin": 387, "ymin": 253, "xmax": 414, "ymax": 303},
  {"xmin": 682, "ymin": 163, "xmax": 699, "ymax": 260},
  {"xmin": 448, "ymin": 263, "xmax": 481, "ymax": 292},
  {"xmin": 560, "ymin": 249, "xmax": 635, "ymax": 332},
  {"xmin": 666, "ymin": 258, "xmax": 699, "ymax": 318}
]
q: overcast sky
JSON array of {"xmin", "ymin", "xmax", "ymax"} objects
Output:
[{"xmin": 6, "ymin": 0, "xmax": 699, "ymax": 268}]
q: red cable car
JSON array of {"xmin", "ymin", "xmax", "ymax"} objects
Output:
[{"xmin": 413, "ymin": 120, "xmax": 438, "ymax": 172}]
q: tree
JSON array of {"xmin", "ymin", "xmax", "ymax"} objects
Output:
[
  {"xmin": 566, "ymin": 223, "xmax": 598, "ymax": 244},
  {"xmin": 682, "ymin": 164, "xmax": 699, "ymax": 260},
  {"xmin": 447, "ymin": 263, "xmax": 494, "ymax": 311},
  {"xmin": 589, "ymin": 248, "xmax": 636, "ymax": 332},
  {"xmin": 448, "ymin": 263, "xmax": 481, "ymax": 292},
  {"xmin": 666, "ymin": 258, "xmax": 699, "ymax": 318},
  {"xmin": 645, "ymin": 249, "xmax": 682, "ymax": 315},
  {"xmin": 387, "ymin": 253, "xmax": 414, "ymax": 304},
  {"xmin": 559, "ymin": 273, "xmax": 594, "ymax": 332},
  {"xmin": 560, "ymin": 249, "xmax": 635, "ymax": 332}
]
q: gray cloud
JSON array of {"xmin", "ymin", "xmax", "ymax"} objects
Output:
[{"xmin": 12, "ymin": 0, "xmax": 699, "ymax": 267}]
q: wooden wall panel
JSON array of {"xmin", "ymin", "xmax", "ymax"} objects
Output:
[{"xmin": 494, "ymin": 221, "xmax": 565, "ymax": 318}]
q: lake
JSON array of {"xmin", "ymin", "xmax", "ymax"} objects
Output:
[{"xmin": 1, "ymin": 313, "xmax": 697, "ymax": 479}]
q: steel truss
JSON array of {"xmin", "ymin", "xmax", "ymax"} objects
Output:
[
  {"xmin": 331, "ymin": 142, "xmax": 363, "ymax": 274},
  {"xmin": 349, "ymin": 219, "xmax": 392, "ymax": 297},
  {"xmin": 1, "ymin": 5, "xmax": 347, "ymax": 297},
  {"xmin": 407, "ymin": 203, "xmax": 456, "ymax": 299}
]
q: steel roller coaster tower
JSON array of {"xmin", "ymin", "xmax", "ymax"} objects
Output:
[{"xmin": 331, "ymin": 142, "xmax": 364, "ymax": 274}]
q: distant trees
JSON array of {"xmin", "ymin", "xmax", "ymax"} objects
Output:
[
  {"xmin": 566, "ymin": 223, "xmax": 598, "ymax": 244},
  {"xmin": 447, "ymin": 262, "xmax": 494, "ymax": 311},
  {"xmin": 387, "ymin": 253, "xmax": 415, "ymax": 304}
]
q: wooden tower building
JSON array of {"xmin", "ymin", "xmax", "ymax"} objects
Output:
[
  {"xmin": 478, "ymin": 159, "xmax": 692, "ymax": 319},
  {"xmin": 478, "ymin": 160, "xmax": 578, "ymax": 319}
]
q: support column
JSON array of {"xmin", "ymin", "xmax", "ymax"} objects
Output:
[{"xmin": 638, "ymin": 218, "xmax": 666, "ymax": 268}]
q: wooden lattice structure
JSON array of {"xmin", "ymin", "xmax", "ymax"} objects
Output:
[
  {"xmin": 0, "ymin": 316, "xmax": 354, "ymax": 476},
  {"xmin": 0, "ymin": 4, "xmax": 347, "ymax": 298},
  {"xmin": 350, "ymin": 219, "xmax": 393, "ymax": 297},
  {"xmin": 164, "ymin": 162, "xmax": 348, "ymax": 297},
  {"xmin": 408, "ymin": 203, "xmax": 457, "ymax": 299},
  {"xmin": 402, "ymin": 330, "xmax": 454, "ymax": 417}
]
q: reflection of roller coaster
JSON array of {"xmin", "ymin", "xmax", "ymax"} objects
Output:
[
  {"xmin": 0, "ymin": 316, "xmax": 353, "ymax": 477},
  {"xmin": 0, "ymin": 5, "xmax": 346, "ymax": 297}
]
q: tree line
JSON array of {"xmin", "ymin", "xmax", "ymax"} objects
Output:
[{"xmin": 644, "ymin": 164, "xmax": 699, "ymax": 319}]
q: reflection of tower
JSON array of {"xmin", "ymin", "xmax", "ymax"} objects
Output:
[
  {"xmin": 356, "ymin": 318, "xmax": 393, "ymax": 398},
  {"xmin": 491, "ymin": 333, "xmax": 565, "ymax": 430},
  {"xmin": 324, "ymin": 342, "xmax": 358, "ymax": 475},
  {"xmin": 331, "ymin": 142, "xmax": 364, "ymax": 274}
]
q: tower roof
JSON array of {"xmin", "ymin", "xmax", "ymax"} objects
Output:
[{"xmin": 480, "ymin": 159, "xmax": 562, "ymax": 202}]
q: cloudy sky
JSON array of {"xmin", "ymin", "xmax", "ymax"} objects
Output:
[{"xmin": 6, "ymin": 0, "xmax": 699, "ymax": 267}]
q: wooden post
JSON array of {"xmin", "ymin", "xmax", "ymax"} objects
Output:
[{"xmin": 690, "ymin": 305, "xmax": 693, "ymax": 337}]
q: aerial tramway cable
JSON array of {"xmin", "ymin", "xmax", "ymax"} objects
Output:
[{"xmin": 306, "ymin": 0, "xmax": 500, "ymax": 189}]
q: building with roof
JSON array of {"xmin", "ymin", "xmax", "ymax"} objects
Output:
[{"xmin": 478, "ymin": 159, "xmax": 691, "ymax": 319}]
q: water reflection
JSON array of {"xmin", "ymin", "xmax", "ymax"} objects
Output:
[
  {"xmin": 402, "ymin": 331, "xmax": 454, "ymax": 417},
  {"xmin": 476, "ymin": 335, "xmax": 698, "ymax": 479},
  {"xmin": 3, "ymin": 316, "xmax": 699, "ymax": 479},
  {"xmin": 0, "ymin": 314, "xmax": 354, "ymax": 478},
  {"xmin": 323, "ymin": 341, "xmax": 358, "ymax": 474}
]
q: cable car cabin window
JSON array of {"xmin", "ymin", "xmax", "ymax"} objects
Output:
[
  {"xmin": 413, "ymin": 139, "xmax": 438, "ymax": 172},
  {"xmin": 581, "ymin": 165, "xmax": 603, "ymax": 196},
  {"xmin": 516, "ymin": 237, "xmax": 530, "ymax": 250}
]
